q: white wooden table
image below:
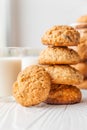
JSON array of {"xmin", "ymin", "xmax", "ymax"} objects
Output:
[{"xmin": 0, "ymin": 90, "xmax": 87, "ymax": 130}]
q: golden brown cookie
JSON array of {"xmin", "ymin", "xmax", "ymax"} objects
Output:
[
  {"xmin": 77, "ymin": 15, "xmax": 87, "ymax": 23},
  {"xmin": 77, "ymin": 41, "xmax": 87, "ymax": 61},
  {"xmin": 13, "ymin": 65, "xmax": 51, "ymax": 107},
  {"xmin": 41, "ymin": 25, "xmax": 80, "ymax": 46},
  {"xmin": 45, "ymin": 84, "xmax": 82, "ymax": 105},
  {"xmin": 72, "ymin": 62, "xmax": 87, "ymax": 78},
  {"xmin": 43, "ymin": 65, "xmax": 83, "ymax": 85},
  {"xmin": 39, "ymin": 47, "xmax": 80, "ymax": 65},
  {"xmin": 77, "ymin": 79, "xmax": 87, "ymax": 89}
]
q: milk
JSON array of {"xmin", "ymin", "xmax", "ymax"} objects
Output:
[
  {"xmin": 0, "ymin": 58, "xmax": 21, "ymax": 97},
  {"xmin": 22, "ymin": 56, "xmax": 38, "ymax": 69}
]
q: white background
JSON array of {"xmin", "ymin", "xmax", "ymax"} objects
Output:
[{"xmin": 1, "ymin": 0, "xmax": 87, "ymax": 47}]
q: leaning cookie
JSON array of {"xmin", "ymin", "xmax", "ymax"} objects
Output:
[
  {"xmin": 43, "ymin": 65, "xmax": 83, "ymax": 85},
  {"xmin": 39, "ymin": 47, "xmax": 80, "ymax": 65},
  {"xmin": 41, "ymin": 25, "xmax": 80, "ymax": 46},
  {"xmin": 45, "ymin": 84, "xmax": 82, "ymax": 105},
  {"xmin": 13, "ymin": 65, "xmax": 51, "ymax": 107}
]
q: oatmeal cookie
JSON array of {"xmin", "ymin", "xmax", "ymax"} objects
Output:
[
  {"xmin": 39, "ymin": 47, "xmax": 80, "ymax": 65},
  {"xmin": 45, "ymin": 84, "xmax": 82, "ymax": 104},
  {"xmin": 13, "ymin": 65, "xmax": 51, "ymax": 107},
  {"xmin": 77, "ymin": 15, "xmax": 87, "ymax": 23},
  {"xmin": 43, "ymin": 65, "xmax": 83, "ymax": 85},
  {"xmin": 41, "ymin": 25, "xmax": 80, "ymax": 46}
]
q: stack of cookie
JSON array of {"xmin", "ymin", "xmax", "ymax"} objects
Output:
[
  {"xmin": 39, "ymin": 25, "xmax": 83, "ymax": 104},
  {"xmin": 71, "ymin": 15, "xmax": 87, "ymax": 89}
]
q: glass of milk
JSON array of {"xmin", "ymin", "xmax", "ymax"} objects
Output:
[
  {"xmin": 0, "ymin": 47, "xmax": 22, "ymax": 101},
  {"xmin": 0, "ymin": 47, "xmax": 42, "ymax": 101}
]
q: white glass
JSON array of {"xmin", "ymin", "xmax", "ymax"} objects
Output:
[
  {"xmin": 0, "ymin": 47, "xmax": 22, "ymax": 101},
  {"xmin": 0, "ymin": 47, "xmax": 41, "ymax": 101}
]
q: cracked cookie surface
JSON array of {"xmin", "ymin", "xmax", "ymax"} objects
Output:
[
  {"xmin": 13, "ymin": 65, "xmax": 51, "ymax": 107},
  {"xmin": 41, "ymin": 25, "xmax": 80, "ymax": 46},
  {"xmin": 39, "ymin": 47, "xmax": 80, "ymax": 65},
  {"xmin": 43, "ymin": 65, "xmax": 83, "ymax": 85}
]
